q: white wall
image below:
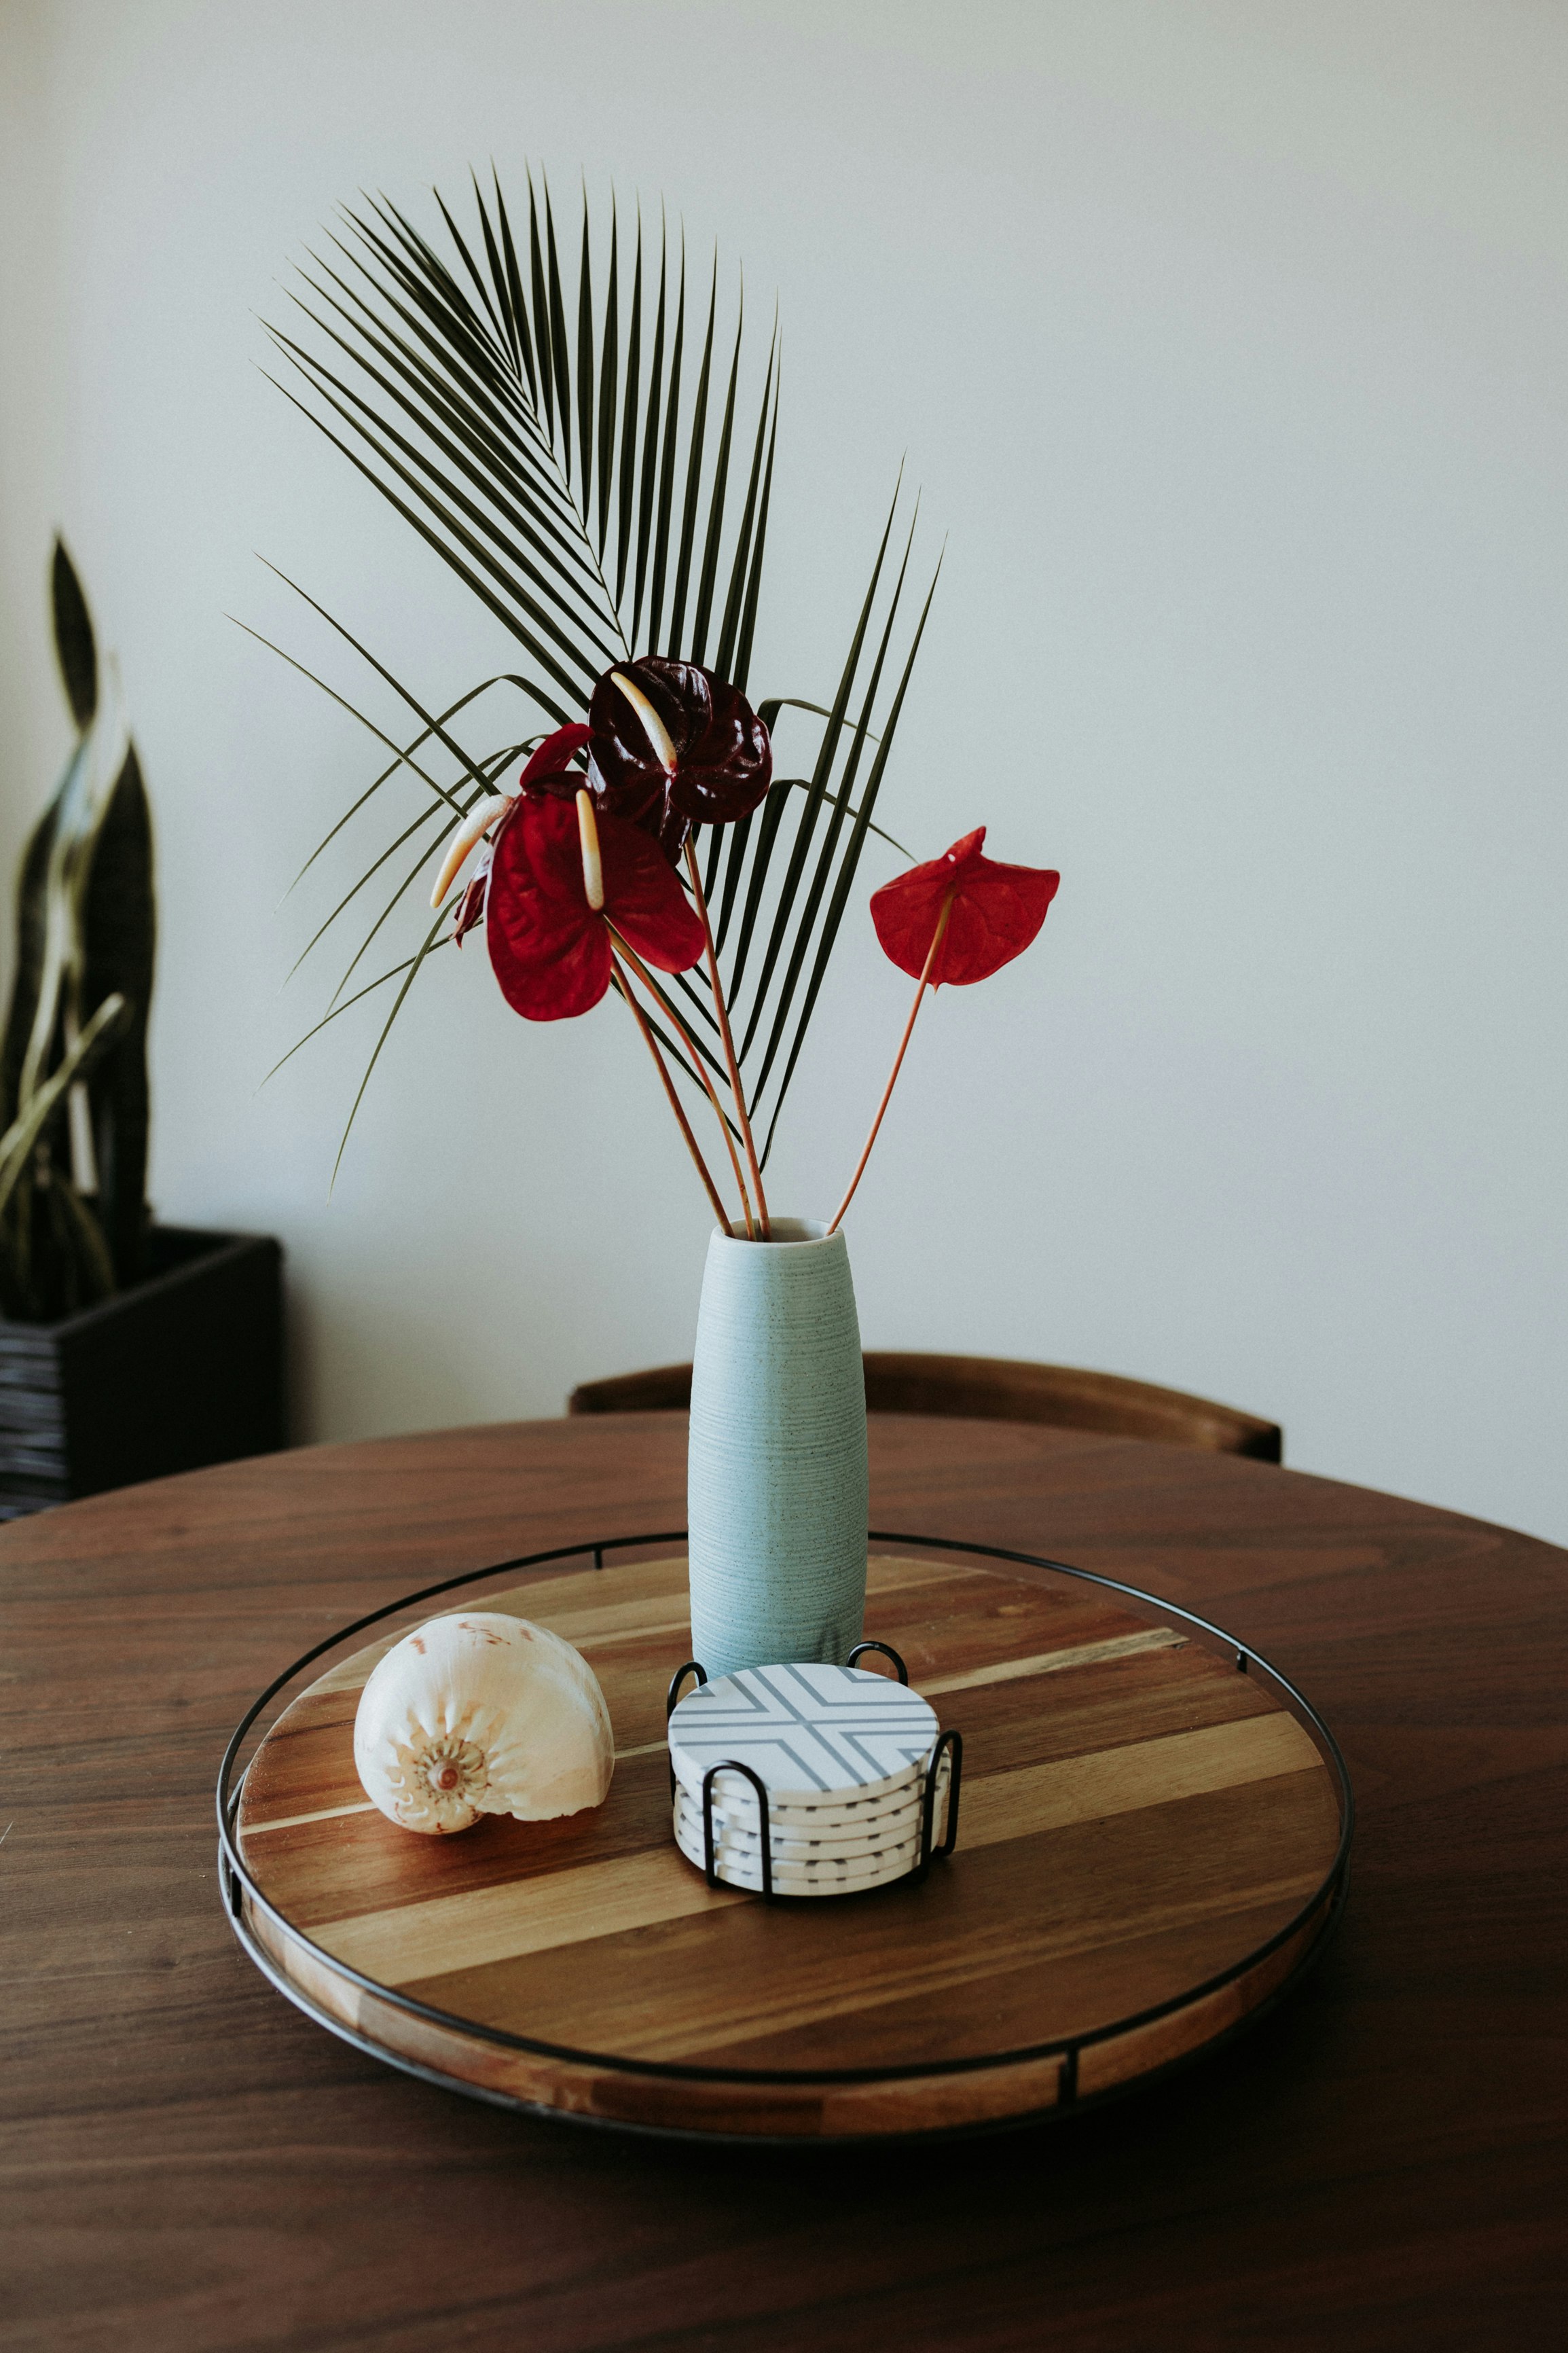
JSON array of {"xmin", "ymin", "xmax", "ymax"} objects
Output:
[{"xmin": 2, "ymin": 0, "xmax": 1565, "ymax": 1541}]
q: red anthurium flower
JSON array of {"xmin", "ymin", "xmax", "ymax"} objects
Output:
[
  {"xmin": 871, "ymin": 827, "xmax": 1059, "ymax": 986},
  {"xmin": 433, "ymin": 725, "xmax": 594, "ymax": 946},
  {"xmin": 486, "ymin": 791, "xmax": 706, "ymax": 1022},
  {"xmin": 826, "ymin": 829, "xmax": 1061, "ymax": 1234},
  {"xmin": 587, "ymin": 658, "xmax": 771, "ymax": 863},
  {"xmin": 516, "ymin": 721, "xmax": 591, "ymax": 794}
]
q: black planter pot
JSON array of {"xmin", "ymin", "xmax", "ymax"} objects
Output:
[{"xmin": 0, "ymin": 1225, "xmax": 285, "ymax": 1520}]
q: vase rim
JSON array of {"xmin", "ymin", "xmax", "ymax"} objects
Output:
[{"xmin": 717, "ymin": 1215, "xmax": 836, "ymax": 1246}]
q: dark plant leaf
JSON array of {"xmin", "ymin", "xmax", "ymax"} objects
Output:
[
  {"xmin": 732, "ymin": 364, "xmax": 778, "ymax": 695},
  {"xmin": 713, "ymin": 329, "xmax": 776, "ymax": 684},
  {"xmin": 490, "ymin": 170, "xmax": 538, "ymax": 406},
  {"xmin": 261, "ymin": 563, "xmax": 517, "ymax": 802},
  {"xmin": 0, "ymin": 1156, "xmax": 117, "ymax": 1322},
  {"xmin": 289, "ymin": 790, "xmax": 454, "ymax": 991},
  {"xmin": 730, "ymin": 480, "xmax": 902, "ymax": 1031},
  {"xmin": 0, "ymin": 788, "xmax": 60, "ymax": 1139},
  {"xmin": 715, "ymin": 775, "xmax": 911, "ymax": 962},
  {"xmin": 2, "ymin": 535, "xmax": 160, "ymax": 1315},
  {"xmin": 49, "ymin": 1160, "xmax": 118, "ymax": 1311},
  {"xmin": 615, "ymin": 211, "xmax": 642, "ymax": 609},
  {"xmin": 0, "ymin": 991, "xmax": 130, "ymax": 1225},
  {"xmin": 81, "ymin": 747, "xmax": 155, "ymax": 1285},
  {"xmin": 708, "ymin": 368, "xmax": 781, "ymax": 932},
  {"xmin": 333, "ymin": 905, "xmax": 450, "ymax": 1189},
  {"xmin": 52, "ymin": 540, "xmax": 96, "ymax": 732},
  {"xmin": 691, "ymin": 298, "xmax": 743, "ymax": 665},
  {"xmin": 648, "ymin": 241, "xmax": 687, "ymax": 655},
  {"xmin": 666, "ymin": 255, "xmax": 716, "ymax": 658},
  {"xmin": 632, "ymin": 226, "xmax": 668, "ymax": 649},
  {"xmin": 759, "ymin": 553, "xmax": 943, "ymax": 1162},
  {"xmin": 527, "ymin": 172, "xmax": 554, "ymax": 439},
  {"xmin": 326, "ymin": 743, "xmax": 518, "ymax": 1010},
  {"xmin": 231, "ymin": 614, "xmax": 473, "ymax": 816},
  {"xmin": 271, "ymin": 291, "xmax": 614, "ymax": 639},
  {"xmin": 286, "ymin": 674, "xmax": 532, "ymax": 896},
  {"xmin": 266, "ymin": 937, "xmax": 454, "ymax": 1083},
  {"xmin": 748, "ymin": 516, "xmax": 919, "ymax": 1109},
  {"xmin": 431, "ymin": 187, "xmax": 509, "ymax": 357},
  {"xmin": 545, "ymin": 183, "xmax": 572, "ymax": 482},
  {"xmin": 703, "ymin": 327, "xmax": 776, "ymax": 903},
  {"xmin": 596, "ymin": 200, "xmax": 618, "ymax": 557},
  {"xmin": 262, "ymin": 359, "xmax": 600, "ymax": 708},
  {"xmin": 576, "ymin": 196, "xmax": 595, "ymax": 521},
  {"xmin": 473, "ymin": 168, "xmax": 522, "ymax": 384}
]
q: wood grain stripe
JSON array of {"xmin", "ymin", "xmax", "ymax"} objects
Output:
[
  {"xmin": 313, "ymin": 1846, "xmax": 744, "ymax": 1980},
  {"xmin": 578, "ymin": 1875, "xmax": 1330, "ymax": 2064},
  {"xmin": 244, "ymin": 1799, "xmax": 377, "ymax": 1837},
  {"xmin": 241, "ymin": 1622, "xmax": 1195, "ymax": 1835},
  {"xmin": 958, "ymin": 1710, "xmax": 1319, "ymax": 1846},
  {"xmin": 304, "ymin": 1553, "xmax": 973, "ymax": 1696},
  {"xmin": 922, "ymin": 1624, "xmax": 1185, "ymax": 1695},
  {"xmin": 310, "ymin": 1710, "xmax": 1321, "ymax": 1986}
]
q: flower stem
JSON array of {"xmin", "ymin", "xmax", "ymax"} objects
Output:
[
  {"xmin": 685, "ymin": 842, "xmax": 771, "ymax": 1239},
  {"xmin": 610, "ymin": 928, "xmax": 756, "ymax": 1237},
  {"xmin": 608, "ymin": 948, "xmax": 730, "ymax": 1231},
  {"xmin": 827, "ymin": 892, "xmax": 953, "ymax": 1236}
]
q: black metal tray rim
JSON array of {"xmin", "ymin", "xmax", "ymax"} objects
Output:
[{"xmin": 217, "ymin": 1529, "xmax": 1355, "ymax": 2092}]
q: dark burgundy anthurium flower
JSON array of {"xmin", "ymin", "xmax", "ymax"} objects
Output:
[
  {"xmin": 871, "ymin": 828, "xmax": 1060, "ymax": 986},
  {"xmin": 587, "ymin": 658, "xmax": 771, "ymax": 864},
  {"xmin": 485, "ymin": 791, "xmax": 706, "ymax": 1022}
]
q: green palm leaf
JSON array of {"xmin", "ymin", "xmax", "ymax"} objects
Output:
[{"xmin": 266, "ymin": 171, "xmax": 935, "ymax": 1170}]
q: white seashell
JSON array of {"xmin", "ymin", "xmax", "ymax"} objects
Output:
[{"xmin": 353, "ymin": 1611, "xmax": 615, "ymax": 1836}]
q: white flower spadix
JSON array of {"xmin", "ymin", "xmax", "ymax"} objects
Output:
[
  {"xmin": 575, "ymin": 787, "xmax": 604, "ymax": 910},
  {"xmin": 353, "ymin": 1612, "xmax": 615, "ymax": 1835},
  {"xmin": 429, "ymin": 793, "xmax": 514, "ymax": 910},
  {"xmin": 610, "ymin": 669, "xmax": 678, "ymax": 775}
]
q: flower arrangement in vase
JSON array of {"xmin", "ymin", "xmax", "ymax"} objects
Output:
[{"xmin": 266, "ymin": 175, "xmax": 1059, "ymax": 1674}]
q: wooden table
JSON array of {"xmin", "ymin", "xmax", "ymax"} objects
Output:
[{"xmin": 3, "ymin": 1415, "xmax": 1565, "ymax": 2349}]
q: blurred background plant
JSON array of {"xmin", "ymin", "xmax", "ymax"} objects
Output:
[{"xmin": 0, "ymin": 542, "xmax": 154, "ymax": 1321}]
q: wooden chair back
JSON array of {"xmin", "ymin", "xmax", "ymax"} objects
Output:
[{"xmin": 567, "ymin": 1352, "xmax": 1282, "ymax": 1462}]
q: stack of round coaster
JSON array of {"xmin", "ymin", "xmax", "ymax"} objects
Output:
[{"xmin": 668, "ymin": 1662, "xmax": 951, "ymax": 1897}]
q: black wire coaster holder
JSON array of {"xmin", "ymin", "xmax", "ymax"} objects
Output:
[{"xmin": 665, "ymin": 1642, "xmax": 965, "ymax": 1901}]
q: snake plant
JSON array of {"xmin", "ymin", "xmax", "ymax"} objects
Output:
[{"xmin": 0, "ymin": 543, "xmax": 154, "ymax": 1320}]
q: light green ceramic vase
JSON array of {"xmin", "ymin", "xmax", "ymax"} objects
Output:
[{"xmin": 687, "ymin": 1217, "xmax": 869, "ymax": 1680}]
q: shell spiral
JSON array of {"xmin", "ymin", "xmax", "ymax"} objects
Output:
[{"xmin": 352, "ymin": 1611, "xmax": 615, "ymax": 1835}]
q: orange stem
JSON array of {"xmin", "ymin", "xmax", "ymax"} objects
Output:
[
  {"xmin": 826, "ymin": 892, "xmax": 953, "ymax": 1236},
  {"xmin": 611, "ymin": 929, "xmax": 755, "ymax": 1237},
  {"xmin": 685, "ymin": 844, "xmax": 770, "ymax": 1238},
  {"xmin": 608, "ymin": 948, "xmax": 729, "ymax": 1231}
]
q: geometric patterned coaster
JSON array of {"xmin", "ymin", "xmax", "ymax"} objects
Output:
[
  {"xmin": 675, "ymin": 1761, "xmax": 949, "ymax": 1857},
  {"xmin": 690, "ymin": 1767, "xmax": 926, "ymax": 1834},
  {"xmin": 672, "ymin": 1785, "xmax": 934, "ymax": 1863},
  {"xmin": 672, "ymin": 1805, "xmax": 922, "ymax": 1895},
  {"xmin": 668, "ymin": 1662, "xmax": 940, "ymax": 1807}
]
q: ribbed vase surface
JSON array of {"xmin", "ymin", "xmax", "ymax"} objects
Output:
[{"xmin": 687, "ymin": 1217, "xmax": 869, "ymax": 1681}]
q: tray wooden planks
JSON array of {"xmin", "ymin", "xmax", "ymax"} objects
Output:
[{"xmin": 230, "ymin": 1547, "xmax": 1348, "ymax": 2140}]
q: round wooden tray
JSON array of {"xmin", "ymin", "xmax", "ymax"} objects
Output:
[{"xmin": 219, "ymin": 1534, "xmax": 1352, "ymax": 2142}]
